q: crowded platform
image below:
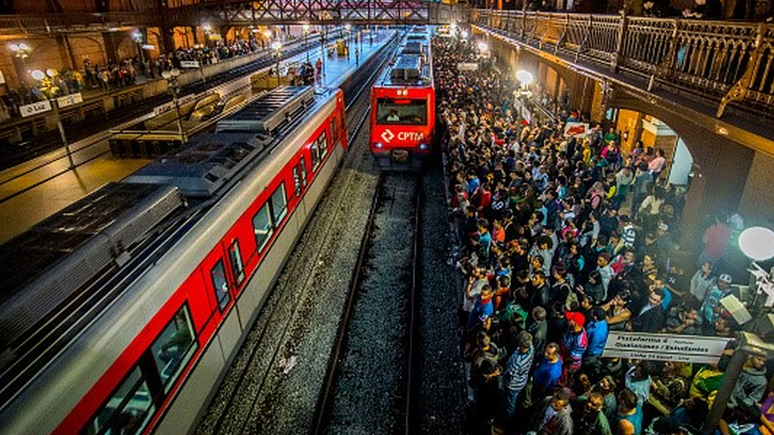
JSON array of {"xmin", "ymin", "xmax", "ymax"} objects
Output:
[{"xmin": 434, "ymin": 35, "xmax": 774, "ymax": 435}]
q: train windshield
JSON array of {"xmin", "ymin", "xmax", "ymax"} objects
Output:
[{"xmin": 376, "ymin": 98, "xmax": 427, "ymax": 126}]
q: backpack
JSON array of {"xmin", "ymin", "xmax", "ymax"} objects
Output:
[{"xmin": 497, "ymin": 301, "xmax": 527, "ymax": 330}]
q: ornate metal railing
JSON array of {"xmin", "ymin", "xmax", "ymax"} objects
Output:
[{"xmin": 474, "ymin": 9, "xmax": 774, "ymax": 119}]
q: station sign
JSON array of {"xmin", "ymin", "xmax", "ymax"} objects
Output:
[
  {"xmin": 56, "ymin": 92, "xmax": 83, "ymax": 108},
  {"xmin": 379, "ymin": 128, "xmax": 425, "ymax": 144},
  {"xmin": 457, "ymin": 62, "xmax": 478, "ymax": 71},
  {"xmin": 180, "ymin": 61, "xmax": 201, "ymax": 69},
  {"xmin": 20, "ymin": 100, "xmax": 52, "ymax": 118},
  {"xmin": 602, "ymin": 331, "xmax": 731, "ymax": 364}
]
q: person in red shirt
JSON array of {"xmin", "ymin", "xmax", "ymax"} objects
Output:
[{"xmin": 700, "ymin": 214, "xmax": 731, "ymax": 266}]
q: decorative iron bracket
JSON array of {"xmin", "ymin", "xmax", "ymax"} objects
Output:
[{"xmin": 717, "ymin": 23, "xmax": 765, "ymax": 118}]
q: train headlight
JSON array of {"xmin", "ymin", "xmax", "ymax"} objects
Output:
[
  {"xmin": 374, "ymin": 142, "xmax": 383, "ymax": 149},
  {"xmin": 419, "ymin": 143, "xmax": 428, "ymax": 150}
]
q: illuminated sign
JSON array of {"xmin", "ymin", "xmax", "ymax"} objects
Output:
[
  {"xmin": 381, "ymin": 129, "xmax": 395, "ymax": 143},
  {"xmin": 398, "ymin": 131, "xmax": 425, "ymax": 141},
  {"xmin": 380, "ymin": 129, "xmax": 425, "ymax": 144}
]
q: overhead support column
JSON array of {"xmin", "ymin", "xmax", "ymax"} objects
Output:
[{"xmin": 101, "ymin": 31, "xmax": 121, "ymax": 63}]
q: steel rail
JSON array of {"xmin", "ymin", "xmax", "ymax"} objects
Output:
[
  {"xmin": 404, "ymin": 173, "xmax": 422, "ymax": 435},
  {"xmin": 311, "ymin": 170, "xmax": 383, "ymax": 435}
]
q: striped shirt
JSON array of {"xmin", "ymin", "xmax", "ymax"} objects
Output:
[
  {"xmin": 562, "ymin": 329, "xmax": 588, "ymax": 370},
  {"xmin": 505, "ymin": 345, "xmax": 534, "ymax": 392}
]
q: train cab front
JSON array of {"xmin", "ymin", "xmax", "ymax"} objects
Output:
[{"xmin": 370, "ymin": 96, "xmax": 433, "ymax": 169}]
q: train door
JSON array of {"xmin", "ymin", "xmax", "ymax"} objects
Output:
[{"xmin": 200, "ymin": 245, "xmax": 245, "ymax": 346}]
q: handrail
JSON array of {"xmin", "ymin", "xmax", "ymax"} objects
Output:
[{"xmin": 472, "ymin": 9, "xmax": 774, "ymax": 119}]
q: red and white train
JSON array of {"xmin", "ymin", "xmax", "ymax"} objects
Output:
[
  {"xmin": 0, "ymin": 86, "xmax": 346, "ymax": 434},
  {"xmin": 369, "ymin": 28, "xmax": 436, "ymax": 168}
]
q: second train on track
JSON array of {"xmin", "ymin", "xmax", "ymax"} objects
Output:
[{"xmin": 369, "ymin": 27, "xmax": 436, "ymax": 169}]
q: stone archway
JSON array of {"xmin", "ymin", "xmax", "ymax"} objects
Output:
[{"xmin": 610, "ymin": 92, "xmax": 756, "ymax": 255}]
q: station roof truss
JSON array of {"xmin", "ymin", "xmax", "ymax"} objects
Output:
[
  {"xmin": 0, "ymin": 1, "xmax": 466, "ymax": 36},
  {"xmin": 167, "ymin": 0, "xmax": 465, "ymax": 27}
]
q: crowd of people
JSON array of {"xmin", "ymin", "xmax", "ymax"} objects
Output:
[{"xmin": 433, "ymin": 36, "xmax": 773, "ymax": 435}]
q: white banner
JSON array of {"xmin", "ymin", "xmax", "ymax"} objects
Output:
[
  {"xmin": 564, "ymin": 122, "xmax": 590, "ymax": 138},
  {"xmin": 180, "ymin": 60, "xmax": 200, "ymax": 69},
  {"xmin": 602, "ymin": 331, "xmax": 731, "ymax": 364},
  {"xmin": 20, "ymin": 100, "xmax": 52, "ymax": 118},
  {"xmin": 457, "ymin": 62, "xmax": 479, "ymax": 71},
  {"xmin": 56, "ymin": 92, "xmax": 83, "ymax": 108}
]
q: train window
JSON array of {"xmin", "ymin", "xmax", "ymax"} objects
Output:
[
  {"xmin": 330, "ymin": 117, "xmax": 338, "ymax": 143},
  {"xmin": 293, "ymin": 157, "xmax": 308, "ymax": 197},
  {"xmin": 293, "ymin": 166, "xmax": 302, "ymax": 197},
  {"xmin": 84, "ymin": 367, "xmax": 155, "ymax": 435},
  {"xmin": 270, "ymin": 183, "xmax": 288, "ymax": 224},
  {"xmin": 228, "ymin": 241, "xmax": 245, "ymax": 287},
  {"xmin": 376, "ymin": 98, "xmax": 427, "ymax": 125},
  {"xmin": 310, "ymin": 140, "xmax": 321, "ymax": 171},
  {"xmin": 318, "ymin": 131, "xmax": 329, "ymax": 158},
  {"xmin": 299, "ymin": 156, "xmax": 308, "ymax": 187},
  {"xmin": 252, "ymin": 203, "xmax": 274, "ymax": 251},
  {"xmin": 210, "ymin": 260, "xmax": 230, "ymax": 310},
  {"xmin": 150, "ymin": 307, "xmax": 197, "ymax": 393}
]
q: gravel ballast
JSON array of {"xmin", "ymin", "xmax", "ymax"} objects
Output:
[{"xmin": 323, "ymin": 174, "xmax": 417, "ymax": 435}]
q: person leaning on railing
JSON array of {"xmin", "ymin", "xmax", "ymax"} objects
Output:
[{"xmin": 681, "ymin": 0, "xmax": 722, "ymax": 19}]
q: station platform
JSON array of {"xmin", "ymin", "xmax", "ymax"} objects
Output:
[{"xmin": 0, "ymin": 30, "xmax": 393, "ymax": 245}]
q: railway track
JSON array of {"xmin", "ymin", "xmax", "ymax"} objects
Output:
[
  {"xmin": 312, "ymin": 172, "xmax": 422, "ymax": 435},
  {"xmin": 194, "ymin": 39, "xmax": 396, "ymax": 435},
  {"xmin": 196, "ymin": 32, "xmax": 466, "ymax": 435}
]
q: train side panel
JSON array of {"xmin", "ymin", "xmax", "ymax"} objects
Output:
[
  {"xmin": 160, "ymin": 94, "xmax": 348, "ymax": 435},
  {"xmin": 0, "ymin": 92, "xmax": 346, "ymax": 435}
]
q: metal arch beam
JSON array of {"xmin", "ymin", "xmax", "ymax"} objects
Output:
[
  {"xmin": 0, "ymin": 2, "xmax": 466, "ymax": 35},
  {"xmin": 165, "ymin": 0, "xmax": 462, "ymax": 27}
]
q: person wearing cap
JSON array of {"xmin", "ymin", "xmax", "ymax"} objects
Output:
[
  {"xmin": 561, "ymin": 311, "xmax": 588, "ymax": 380},
  {"xmin": 503, "ymin": 330, "xmax": 534, "ymax": 419},
  {"xmin": 700, "ymin": 273, "xmax": 738, "ymax": 332}
]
